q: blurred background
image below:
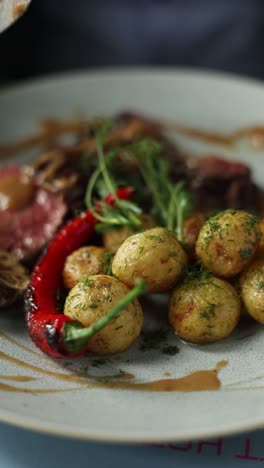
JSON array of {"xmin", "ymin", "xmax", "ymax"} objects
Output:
[{"xmin": 0, "ymin": 0, "xmax": 264, "ymax": 82}]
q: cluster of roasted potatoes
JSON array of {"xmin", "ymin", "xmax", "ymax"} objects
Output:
[{"xmin": 62, "ymin": 209, "xmax": 264, "ymax": 354}]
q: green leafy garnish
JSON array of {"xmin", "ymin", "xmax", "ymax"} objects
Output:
[
  {"xmin": 84, "ymin": 129, "xmax": 193, "ymax": 242},
  {"xmin": 128, "ymin": 137, "xmax": 193, "ymax": 241},
  {"xmin": 85, "ymin": 123, "xmax": 142, "ymax": 232},
  {"xmin": 170, "ymin": 181, "xmax": 194, "ymax": 241}
]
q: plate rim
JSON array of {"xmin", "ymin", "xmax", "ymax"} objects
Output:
[
  {"xmin": 0, "ymin": 65, "xmax": 264, "ymax": 97},
  {"xmin": 1, "ymin": 403, "xmax": 264, "ymax": 443}
]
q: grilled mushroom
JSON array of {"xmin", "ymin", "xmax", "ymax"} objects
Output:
[{"xmin": 0, "ymin": 250, "xmax": 29, "ymax": 306}]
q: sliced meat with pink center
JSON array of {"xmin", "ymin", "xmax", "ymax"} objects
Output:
[{"xmin": 0, "ymin": 166, "xmax": 67, "ymax": 260}]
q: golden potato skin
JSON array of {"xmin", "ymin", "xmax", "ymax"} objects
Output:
[
  {"xmin": 112, "ymin": 227, "xmax": 187, "ymax": 293},
  {"xmin": 103, "ymin": 213, "xmax": 156, "ymax": 253},
  {"xmin": 196, "ymin": 210, "xmax": 260, "ymax": 277},
  {"xmin": 64, "ymin": 274, "xmax": 143, "ymax": 355},
  {"xmin": 169, "ymin": 276, "xmax": 240, "ymax": 344},
  {"xmin": 240, "ymin": 258, "xmax": 264, "ymax": 324},
  {"xmin": 63, "ymin": 246, "xmax": 109, "ymax": 289},
  {"xmin": 256, "ymin": 218, "xmax": 264, "ymax": 256}
]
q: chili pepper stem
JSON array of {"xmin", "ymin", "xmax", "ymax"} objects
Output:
[{"xmin": 62, "ymin": 280, "xmax": 146, "ymax": 355}]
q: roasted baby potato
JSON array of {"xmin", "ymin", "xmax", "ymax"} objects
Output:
[
  {"xmin": 169, "ymin": 276, "xmax": 241, "ymax": 344},
  {"xmin": 240, "ymin": 258, "xmax": 264, "ymax": 324},
  {"xmin": 196, "ymin": 210, "xmax": 260, "ymax": 277},
  {"xmin": 112, "ymin": 226, "xmax": 187, "ymax": 293},
  {"xmin": 183, "ymin": 211, "xmax": 205, "ymax": 257},
  {"xmin": 64, "ymin": 274, "xmax": 143, "ymax": 355},
  {"xmin": 103, "ymin": 213, "xmax": 156, "ymax": 253},
  {"xmin": 63, "ymin": 246, "xmax": 111, "ymax": 289}
]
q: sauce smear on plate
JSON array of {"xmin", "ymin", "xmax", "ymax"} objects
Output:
[{"xmin": 0, "ymin": 344, "xmax": 227, "ymax": 393}]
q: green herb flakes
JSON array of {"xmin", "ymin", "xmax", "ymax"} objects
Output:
[
  {"xmin": 162, "ymin": 345, "xmax": 179, "ymax": 356},
  {"xmin": 92, "ymin": 358, "xmax": 111, "ymax": 367},
  {"xmin": 239, "ymin": 248, "xmax": 253, "ymax": 261},
  {"xmin": 140, "ymin": 329, "xmax": 167, "ymax": 351},
  {"xmin": 199, "ymin": 303, "xmax": 217, "ymax": 320}
]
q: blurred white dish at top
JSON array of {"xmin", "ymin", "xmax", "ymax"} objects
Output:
[{"xmin": 0, "ymin": 0, "xmax": 31, "ymax": 33}]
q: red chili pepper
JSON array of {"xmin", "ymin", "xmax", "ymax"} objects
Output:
[
  {"xmin": 94, "ymin": 185, "xmax": 135, "ymax": 211},
  {"xmin": 25, "ymin": 210, "xmax": 96, "ymax": 358},
  {"xmin": 25, "ymin": 186, "xmax": 135, "ymax": 359},
  {"xmin": 104, "ymin": 186, "xmax": 135, "ymax": 205}
]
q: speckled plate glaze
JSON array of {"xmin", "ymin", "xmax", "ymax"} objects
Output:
[{"xmin": 1, "ymin": 69, "xmax": 264, "ymax": 443}]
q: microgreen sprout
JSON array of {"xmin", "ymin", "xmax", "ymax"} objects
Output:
[
  {"xmin": 85, "ymin": 123, "xmax": 142, "ymax": 232},
  {"xmin": 128, "ymin": 137, "xmax": 193, "ymax": 241}
]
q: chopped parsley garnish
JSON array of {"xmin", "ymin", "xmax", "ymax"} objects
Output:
[
  {"xmin": 80, "ymin": 276, "xmax": 94, "ymax": 288},
  {"xmin": 168, "ymin": 251, "xmax": 177, "ymax": 257},
  {"xmin": 183, "ymin": 262, "xmax": 212, "ymax": 286},
  {"xmin": 162, "ymin": 345, "xmax": 180, "ymax": 356},
  {"xmin": 92, "ymin": 358, "xmax": 111, "ymax": 367},
  {"xmin": 245, "ymin": 214, "xmax": 258, "ymax": 235},
  {"xmin": 199, "ymin": 303, "xmax": 217, "ymax": 320},
  {"xmin": 207, "ymin": 217, "xmax": 220, "ymax": 233},
  {"xmin": 239, "ymin": 248, "xmax": 253, "ymax": 261},
  {"xmin": 95, "ymin": 369, "xmax": 127, "ymax": 384},
  {"xmin": 140, "ymin": 329, "xmax": 168, "ymax": 351},
  {"xmin": 100, "ymin": 252, "xmax": 113, "ymax": 275},
  {"xmin": 78, "ymin": 364, "xmax": 89, "ymax": 373},
  {"xmin": 63, "ymin": 362, "xmax": 73, "ymax": 368},
  {"xmin": 146, "ymin": 234, "xmax": 164, "ymax": 243},
  {"xmin": 136, "ymin": 246, "xmax": 145, "ymax": 259}
]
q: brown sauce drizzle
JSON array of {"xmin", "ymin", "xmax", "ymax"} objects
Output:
[
  {"xmin": 163, "ymin": 122, "xmax": 232, "ymax": 146},
  {"xmin": 0, "ymin": 348, "xmax": 227, "ymax": 393},
  {"xmin": 162, "ymin": 121, "xmax": 264, "ymax": 148},
  {"xmin": 1, "ymin": 117, "xmax": 264, "ymax": 161},
  {"xmin": 0, "ymin": 351, "xmax": 134, "ymax": 386},
  {"xmin": 104, "ymin": 369, "xmax": 221, "ymax": 392},
  {"xmin": 0, "ymin": 351, "xmax": 95, "ymax": 385},
  {"xmin": 0, "ymin": 375, "xmax": 36, "ymax": 382},
  {"xmin": 0, "ymin": 382, "xmax": 77, "ymax": 394},
  {"xmin": 0, "ymin": 119, "xmax": 103, "ymax": 160}
]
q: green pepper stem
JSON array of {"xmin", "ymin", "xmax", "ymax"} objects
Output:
[{"xmin": 62, "ymin": 280, "xmax": 146, "ymax": 354}]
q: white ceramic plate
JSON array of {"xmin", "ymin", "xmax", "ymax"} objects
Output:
[{"xmin": 1, "ymin": 69, "xmax": 264, "ymax": 443}]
